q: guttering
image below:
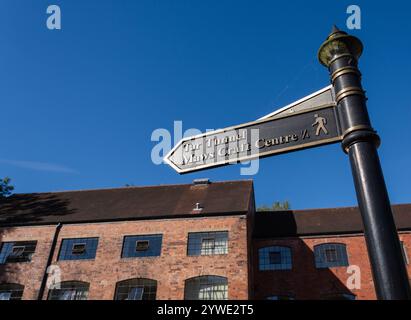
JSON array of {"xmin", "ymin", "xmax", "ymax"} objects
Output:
[{"xmin": 37, "ymin": 223, "xmax": 62, "ymax": 300}]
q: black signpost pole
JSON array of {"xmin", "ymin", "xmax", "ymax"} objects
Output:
[{"xmin": 318, "ymin": 26, "xmax": 411, "ymax": 300}]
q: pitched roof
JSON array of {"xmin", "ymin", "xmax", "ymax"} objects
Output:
[
  {"xmin": 0, "ymin": 180, "xmax": 254, "ymax": 226},
  {"xmin": 253, "ymin": 204, "xmax": 411, "ymax": 237}
]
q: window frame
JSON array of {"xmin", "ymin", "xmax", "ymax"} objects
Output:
[
  {"xmin": 114, "ymin": 278, "xmax": 157, "ymax": 300},
  {"xmin": 71, "ymin": 243, "xmax": 87, "ymax": 255},
  {"xmin": 10, "ymin": 246, "xmax": 26, "ymax": 257},
  {"xmin": 58, "ymin": 237, "xmax": 99, "ymax": 261},
  {"xmin": 121, "ymin": 234, "xmax": 163, "ymax": 258},
  {"xmin": 135, "ymin": 240, "xmax": 150, "ymax": 252},
  {"xmin": 258, "ymin": 246, "xmax": 293, "ymax": 271},
  {"xmin": 0, "ymin": 241, "xmax": 37, "ymax": 264},
  {"xmin": 268, "ymin": 251, "xmax": 282, "ymax": 265},
  {"xmin": 128, "ymin": 287, "xmax": 144, "ymax": 300},
  {"xmin": 266, "ymin": 294, "xmax": 295, "ymax": 300},
  {"xmin": 202, "ymin": 238, "xmax": 216, "ymax": 250},
  {"xmin": 314, "ymin": 243, "xmax": 349, "ymax": 269},
  {"xmin": 187, "ymin": 231, "xmax": 229, "ymax": 256},
  {"xmin": 0, "ymin": 283, "xmax": 24, "ymax": 300},
  {"xmin": 321, "ymin": 293, "xmax": 356, "ymax": 300},
  {"xmin": 184, "ymin": 275, "xmax": 228, "ymax": 300},
  {"xmin": 47, "ymin": 281, "xmax": 89, "ymax": 300},
  {"xmin": 325, "ymin": 248, "xmax": 338, "ymax": 262}
]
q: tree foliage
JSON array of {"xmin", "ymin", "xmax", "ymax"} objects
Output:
[
  {"xmin": 257, "ymin": 201, "xmax": 290, "ymax": 212},
  {"xmin": 0, "ymin": 177, "xmax": 14, "ymax": 197}
]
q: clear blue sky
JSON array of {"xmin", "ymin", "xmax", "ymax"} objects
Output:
[{"xmin": 1, "ymin": 0, "xmax": 410, "ymax": 209}]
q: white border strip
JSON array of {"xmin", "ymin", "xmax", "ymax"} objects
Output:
[{"xmin": 258, "ymin": 85, "xmax": 333, "ymax": 120}]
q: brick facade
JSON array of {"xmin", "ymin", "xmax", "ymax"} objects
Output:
[
  {"xmin": 0, "ymin": 180, "xmax": 410, "ymax": 300},
  {"xmin": 0, "ymin": 215, "xmax": 250, "ymax": 300},
  {"xmin": 0, "ymin": 226, "xmax": 56, "ymax": 300},
  {"xmin": 252, "ymin": 233, "xmax": 411, "ymax": 300}
]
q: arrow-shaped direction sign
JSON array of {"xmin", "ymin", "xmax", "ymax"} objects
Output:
[{"xmin": 165, "ymin": 88, "xmax": 342, "ymax": 174}]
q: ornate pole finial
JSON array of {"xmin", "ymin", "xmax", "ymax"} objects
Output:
[{"xmin": 318, "ymin": 26, "xmax": 363, "ymax": 68}]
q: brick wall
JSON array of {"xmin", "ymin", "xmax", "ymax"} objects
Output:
[
  {"xmin": 1, "ymin": 214, "xmax": 250, "ymax": 300},
  {"xmin": 253, "ymin": 232, "xmax": 411, "ymax": 300},
  {"xmin": 2, "ymin": 217, "xmax": 411, "ymax": 300},
  {"xmin": 0, "ymin": 225, "xmax": 57, "ymax": 299}
]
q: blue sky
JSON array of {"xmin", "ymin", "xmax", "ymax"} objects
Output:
[{"xmin": 0, "ymin": 0, "xmax": 410, "ymax": 209}]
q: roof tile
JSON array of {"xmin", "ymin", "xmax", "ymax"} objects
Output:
[{"xmin": 0, "ymin": 180, "xmax": 253, "ymax": 226}]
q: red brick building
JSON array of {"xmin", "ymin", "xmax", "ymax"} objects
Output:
[
  {"xmin": 0, "ymin": 179, "xmax": 409, "ymax": 300},
  {"xmin": 252, "ymin": 206, "xmax": 411, "ymax": 300}
]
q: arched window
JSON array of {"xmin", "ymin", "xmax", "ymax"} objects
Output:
[
  {"xmin": 0, "ymin": 283, "xmax": 24, "ymax": 300},
  {"xmin": 184, "ymin": 276, "xmax": 228, "ymax": 300},
  {"xmin": 258, "ymin": 246, "xmax": 292, "ymax": 271},
  {"xmin": 47, "ymin": 281, "xmax": 89, "ymax": 300},
  {"xmin": 266, "ymin": 294, "xmax": 295, "ymax": 300},
  {"xmin": 314, "ymin": 243, "xmax": 349, "ymax": 268},
  {"xmin": 114, "ymin": 278, "xmax": 157, "ymax": 300},
  {"xmin": 321, "ymin": 293, "xmax": 356, "ymax": 300}
]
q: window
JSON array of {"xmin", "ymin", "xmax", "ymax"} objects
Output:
[
  {"xmin": 266, "ymin": 295, "xmax": 295, "ymax": 300},
  {"xmin": 0, "ymin": 292, "xmax": 11, "ymax": 300},
  {"xmin": 314, "ymin": 243, "xmax": 349, "ymax": 268},
  {"xmin": 11, "ymin": 246, "xmax": 25, "ymax": 257},
  {"xmin": 71, "ymin": 243, "xmax": 86, "ymax": 255},
  {"xmin": 0, "ymin": 283, "xmax": 24, "ymax": 300},
  {"xmin": 0, "ymin": 241, "xmax": 37, "ymax": 264},
  {"xmin": 184, "ymin": 276, "xmax": 228, "ymax": 300},
  {"xmin": 321, "ymin": 293, "xmax": 356, "ymax": 300},
  {"xmin": 122, "ymin": 235, "xmax": 162, "ymax": 258},
  {"xmin": 259, "ymin": 246, "xmax": 292, "ymax": 271},
  {"xmin": 269, "ymin": 252, "xmax": 282, "ymax": 264},
  {"xmin": 325, "ymin": 248, "xmax": 338, "ymax": 262},
  {"xmin": 202, "ymin": 238, "xmax": 215, "ymax": 253},
  {"xmin": 58, "ymin": 238, "xmax": 99, "ymax": 261},
  {"xmin": 401, "ymin": 241, "xmax": 409, "ymax": 265},
  {"xmin": 187, "ymin": 231, "xmax": 228, "ymax": 256},
  {"xmin": 136, "ymin": 240, "xmax": 150, "ymax": 251},
  {"xmin": 114, "ymin": 278, "xmax": 157, "ymax": 300},
  {"xmin": 47, "ymin": 281, "xmax": 89, "ymax": 300}
]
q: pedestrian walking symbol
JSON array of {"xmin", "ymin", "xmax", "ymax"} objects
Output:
[{"xmin": 312, "ymin": 114, "xmax": 328, "ymax": 136}]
